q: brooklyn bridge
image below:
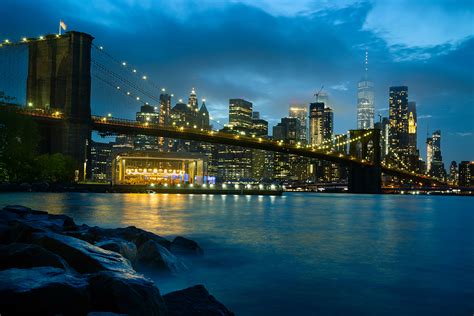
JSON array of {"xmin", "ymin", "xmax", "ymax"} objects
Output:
[{"xmin": 0, "ymin": 31, "xmax": 444, "ymax": 193}]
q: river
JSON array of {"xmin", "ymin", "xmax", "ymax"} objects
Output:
[{"xmin": 1, "ymin": 192, "xmax": 472, "ymax": 315}]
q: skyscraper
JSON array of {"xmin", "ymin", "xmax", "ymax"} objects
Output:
[
  {"xmin": 158, "ymin": 91, "xmax": 172, "ymax": 127},
  {"xmin": 408, "ymin": 101, "xmax": 417, "ymax": 155},
  {"xmin": 458, "ymin": 161, "xmax": 473, "ymax": 187},
  {"xmin": 389, "ymin": 86, "xmax": 409, "ymax": 157},
  {"xmin": 323, "ymin": 107, "xmax": 334, "ymax": 142},
  {"xmin": 309, "ymin": 102, "xmax": 325, "ymax": 146},
  {"xmin": 289, "ymin": 104, "xmax": 308, "ymax": 143},
  {"xmin": 135, "ymin": 104, "xmax": 160, "ymax": 151},
  {"xmin": 273, "ymin": 117, "xmax": 308, "ymax": 181},
  {"xmin": 426, "ymin": 130, "xmax": 446, "ymax": 179},
  {"xmin": 357, "ymin": 50, "xmax": 375, "ymax": 129},
  {"xmin": 197, "ymin": 98, "xmax": 210, "ymax": 130},
  {"xmin": 229, "ymin": 98, "xmax": 253, "ymax": 131}
]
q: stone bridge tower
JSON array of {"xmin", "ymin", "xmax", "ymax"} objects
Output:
[
  {"xmin": 348, "ymin": 128, "xmax": 382, "ymax": 193},
  {"xmin": 26, "ymin": 31, "xmax": 93, "ymax": 179}
]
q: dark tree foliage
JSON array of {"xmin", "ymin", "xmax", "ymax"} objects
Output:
[{"xmin": 0, "ymin": 106, "xmax": 77, "ymax": 183}]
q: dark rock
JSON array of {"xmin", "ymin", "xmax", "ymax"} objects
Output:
[
  {"xmin": 0, "ymin": 243, "xmax": 67, "ymax": 270},
  {"xmin": 6, "ymin": 220, "xmax": 45, "ymax": 243},
  {"xmin": 136, "ymin": 240, "xmax": 187, "ymax": 274},
  {"xmin": 0, "ymin": 267, "xmax": 90, "ymax": 315},
  {"xmin": 109, "ymin": 226, "xmax": 171, "ymax": 249},
  {"xmin": 96, "ymin": 239, "xmax": 137, "ymax": 261},
  {"xmin": 164, "ymin": 285, "xmax": 234, "ymax": 316},
  {"xmin": 171, "ymin": 236, "xmax": 204, "ymax": 256},
  {"xmin": 3, "ymin": 205, "xmax": 47, "ymax": 216},
  {"xmin": 87, "ymin": 270, "xmax": 167, "ymax": 316},
  {"xmin": 32, "ymin": 232, "xmax": 135, "ymax": 274}
]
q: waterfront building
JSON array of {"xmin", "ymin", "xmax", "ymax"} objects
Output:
[
  {"xmin": 357, "ymin": 50, "xmax": 375, "ymax": 129},
  {"xmin": 90, "ymin": 140, "xmax": 112, "ymax": 182},
  {"xmin": 458, "ymin": 161, "xmax": 473, "ymax": 187},
  {"xmin": 112, "ymin": 152, "xmax": 208, "ymax": 185},
  {"xmin": 229, "ymin": 98, "xmax": 253, "ymax": 131},
  {"xmin": 289, "ymin": 104, "xmax": 308, "ymax": 143}
]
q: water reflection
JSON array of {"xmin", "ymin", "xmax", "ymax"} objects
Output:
[{"xmin": 0, "ymin": 192, "xmax": 472, "ymax": 315}]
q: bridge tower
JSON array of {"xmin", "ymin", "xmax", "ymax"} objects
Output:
[
  {"xmin": 348, "ymin": 128, "xmax": 382, "ymax": 193},
  {"xmin": 26, "ymin": 31, "xmax": 93, "ymax": 179}
]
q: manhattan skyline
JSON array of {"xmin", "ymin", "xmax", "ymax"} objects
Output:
[{"xmin": 0, "ymin": 0, "xmax": 473, "ymax": 164}]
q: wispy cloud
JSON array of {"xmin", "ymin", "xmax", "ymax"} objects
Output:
[
  {"xmin": 456, "ymin": 132, "xmax": 473, "ymax": 137},
  {"xmin": 418, "ymin": 115, "xmax": 433, "ymax": 119},
  {"xmin": 330, "ymin": 82, "xmax": 349, "ymax": 91}
]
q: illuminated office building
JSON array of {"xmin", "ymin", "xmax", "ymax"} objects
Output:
[
  {"xmin": 289, "ymin": 104, "xmax": 308, "ymax": 143},
  {"xmin": 229, "ymin": 98, "xmax": 253, "ymax": 131},
  {"xmin": 135, "ymin": 104, "xmax": 160, "ymax": 151},
  {"xmin": 458, "ymin": 161, "xmax": 473, "ymax": 187}
]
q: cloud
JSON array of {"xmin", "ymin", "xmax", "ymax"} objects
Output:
[
  {"xmin": 418, "ymin": 115, "xmax": 433, "ymax": 119},
  {"xmin": 456, "ymin": 132, "xmax": 473, "ymax": 137},
  {"xmin": 330, "ymin": 82, "xmax": 349, "ymax": 91},
  {"xmin": 362, "ymin": 0, "xmax": 474, "ymax": 60}
]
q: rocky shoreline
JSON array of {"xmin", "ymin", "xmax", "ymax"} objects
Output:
[{"xmin": 0, "ymin": 205, "xmax": 234, "ymax": 315}]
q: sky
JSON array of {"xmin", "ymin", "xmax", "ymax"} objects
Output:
[{"xmin": 0, "ymin": 0, "xmax": 473, "ymax": 164}]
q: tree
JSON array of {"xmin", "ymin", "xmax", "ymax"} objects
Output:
[
  {"xmin": 0, "ymin": 109, "xmax": 40, "ymax": 182},
  {"xmin": 36, "ymin": 153, "xmax": 77, "ymax": 183}
]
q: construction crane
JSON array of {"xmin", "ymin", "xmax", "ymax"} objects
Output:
[{"xmin": 314, "ymin": 85, "xmax": 324, "ymax": 102}]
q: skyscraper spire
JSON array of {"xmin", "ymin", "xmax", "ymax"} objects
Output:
[{"xmin": 364, "ymin": 48, "xmax": 369, "ymax": 79}]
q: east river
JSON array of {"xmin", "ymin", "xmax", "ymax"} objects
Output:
[{"xmin": 1, "ymin": 192, "xmax": 472, "ymax": 315}]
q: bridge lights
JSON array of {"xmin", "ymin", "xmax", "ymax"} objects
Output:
[
  {"xmin": 122, "ymin": 62, "xmax": 127, "ymax": 66},
  {"xmin": 22, "ymin": 37, "xmax": 27, "ymax": 42},
  {"xmin": 142, "ymin": 75, "xmax": 147, "ymax": 80},
  {"xmin": 133, "ymin": 69, "xmax": 137, "ymax": 73},
  {"xmin": 4, "ymin": 39, "xmax": 9, "ymax": 43},
  {"xmin": 39, "ymin": 36, "xmax": 44, "ymax": 40},
  {"xmin": 270, "ymin": 184, "xmax": 276, "ymax": 190},
  {"xmin": 27, "ymin": 102, "xmax": 33, "ymax": 107},
  {"xmin": 107, "ymin": 113, "xmax": 112, "ymax": 117}
]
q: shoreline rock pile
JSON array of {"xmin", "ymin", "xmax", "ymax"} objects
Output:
[{"xmin": 0, "ymin": 205, "xmax": 234, "ymax": 315}]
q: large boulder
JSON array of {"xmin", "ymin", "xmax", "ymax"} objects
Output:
[
  {"xmin": 32, "ymin": 232, "xmax": 135, "ymax": 274},
  {"xmin": 136, "ymin": 240, "xmax": 187, "ymax": 274},
  {"xmin": 170, "ymin": 236, "xmax": 204, "ymax": 256},
  {"xmin": 0, "ymin": 243, "xmax": 67, "ymax": 270},
  {"xmin": 96, "ymin": 239, "xmax": 137, "ymax": 261},
  {"xmin": 87, "ymin": 270, "xmax": 167, "ymax": 316},
  {"xmin": 163, "ymin": 285, "xmax": 234, "ymax": 316},
  {"xmin": 0, "ymin": 267, "xmax": 90, "ymax": 315}
]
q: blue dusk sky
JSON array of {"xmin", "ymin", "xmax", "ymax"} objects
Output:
[{"xmin": 0, "ymin": 0, "xmax": 473, "ymax": 163}]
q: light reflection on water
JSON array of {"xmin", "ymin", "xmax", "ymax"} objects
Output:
[{"xmin": 0, "ymin": 192, "xmax": 473, "ymax": 315}]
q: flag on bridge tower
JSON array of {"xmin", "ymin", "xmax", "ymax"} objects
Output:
[{"xmin": 59, "ymin": 20, "xmax": 67, "ymax": 35}]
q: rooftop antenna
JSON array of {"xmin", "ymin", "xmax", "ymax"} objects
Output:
[
  {"xmin": 364, "ymin": 48, "xmax": 369, "ymax": 79},
  {"xmin": 314, "ymin": 85, "xmax": 324, "ymax": 102}
]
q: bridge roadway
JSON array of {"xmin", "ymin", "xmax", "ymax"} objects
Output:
[
  {"xmin": 1, "ymin": 107, "xmax": 443, "ymax": 186},
  {"xmin": 90, "ymin": 115, "xmax": 442, "ymax": 185}
]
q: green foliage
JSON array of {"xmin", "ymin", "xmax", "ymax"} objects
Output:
[
  {"xmin": 36, "ymin": 153, "xmax": 77, "ymax": 182},
  {"xmin": 0, "ymin": 109, "xmax": 40, "ymax": 182},
  {"xmin": 0, "ymin": 108, "xmax": 77, "ymax": 183}
]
